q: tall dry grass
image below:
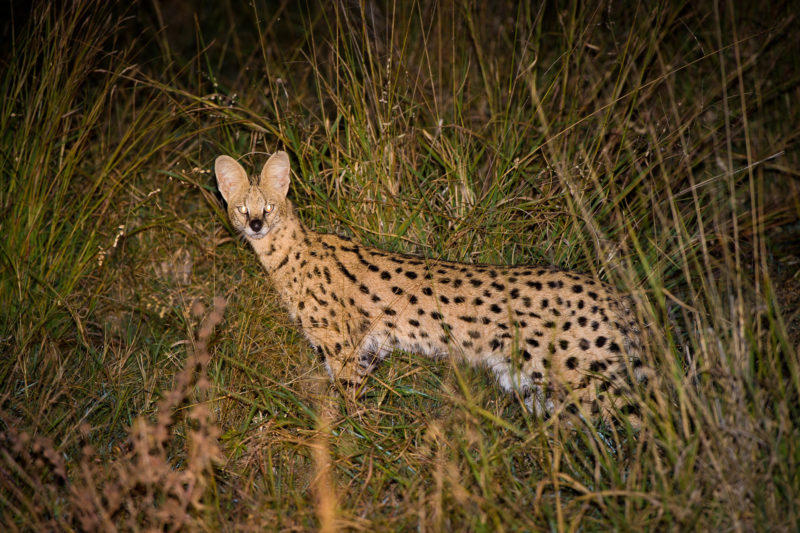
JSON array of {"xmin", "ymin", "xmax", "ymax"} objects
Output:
[{"xmin": 1, "ymin": 0, "xmax": 798, "ymax": 530}]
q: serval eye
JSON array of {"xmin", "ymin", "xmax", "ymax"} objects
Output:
[
  {"xmin": 237, "ymin": 205, "xmax": 248, "ymax": 215},
  {"xmin": 265, "ymin": 203, "xmax": 274, "ymax": 213}
]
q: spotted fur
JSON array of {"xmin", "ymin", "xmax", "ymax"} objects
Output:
[{"xmin": 215, "ymin": 152, "xmax": 650, "ymax": 424}]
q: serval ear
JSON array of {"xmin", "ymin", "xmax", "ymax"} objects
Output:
[
  {"xmin": 260, "ymin": 151, "xmax": 290, "ymax": 199},
  {"xmin": 215, "ymin": 155, "xmax": 249, "ymax": 203}
]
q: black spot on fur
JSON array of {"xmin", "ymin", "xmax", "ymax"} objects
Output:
[
  {"xmin": 620, "ymin": 404, "xmax": 641, "ymax": 416},
  {"xmin": 589, "ymin": 361, "xmax": 607, "ymax": 372},
  {"xmin": 595, "ymin": 336, "xmax": 606, "ymax": 348}
]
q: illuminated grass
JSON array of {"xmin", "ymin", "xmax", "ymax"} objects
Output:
[{"xmin": 1, "ymin": 1, "xmax": 798, "ymax": 529}]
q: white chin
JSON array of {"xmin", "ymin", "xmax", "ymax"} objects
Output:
[{"xmin": 245, "ymin": 230, "xmax": 268, "ymax": 240}]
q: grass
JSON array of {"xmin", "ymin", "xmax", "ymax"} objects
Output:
[{"xmin": 1, "ymin": 0, "xmax": 799, "ymax": 530}]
